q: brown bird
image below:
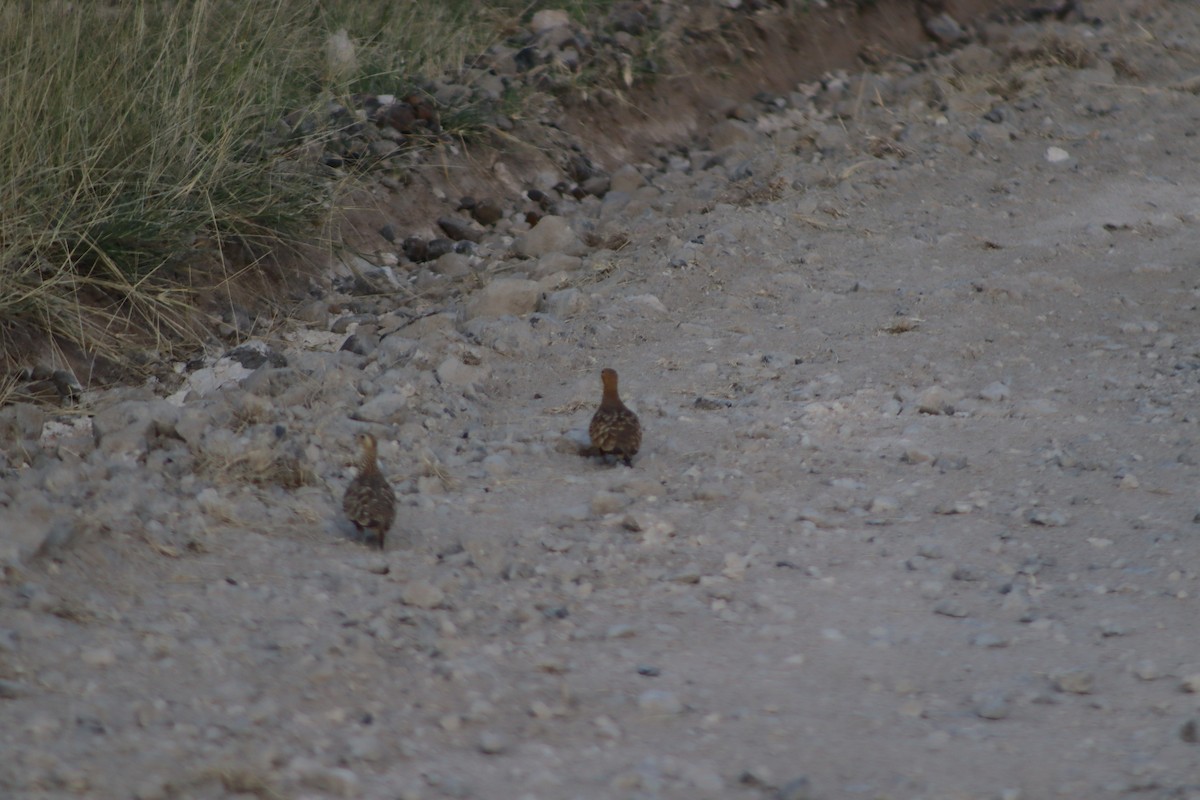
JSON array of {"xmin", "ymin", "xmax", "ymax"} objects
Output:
[
  {"xmin": 342, "ymin": 432, "xmax": 396, "ymax": 550},
  {"xmin": 586, "ymin": 367, "xmax": 642, "ymax": 467}
]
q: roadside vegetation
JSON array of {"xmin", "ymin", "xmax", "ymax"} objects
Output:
[{"xmin": 0, "ymin": 0, "xmax": 611, "ymax": 392}]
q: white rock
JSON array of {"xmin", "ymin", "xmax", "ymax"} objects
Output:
[
  {"xmin": 638, "ymin": 688, "xmax": 683, "ymax": 715},
  {"xmin": 591, "ymin": 490, "xmax": 630, "ymax": 516},
  {"xmin": 530, "ymin": 8, "xmax": 570, "ymax": 33},
  {"xmin": 979, "ymin": 381, "xmax": 1010, "ymax": 401},
  {"xmin": 625, "ymin": 294, "xmax": 669, "ymax": 315},
  {"xmin": 1045, "ymin": 146, "xmax": 1070, "ymax": 163},
  {"xmin": 400, "ymin": 580, "xmax": 445, "ymax": 609},
  {"xmin": 514, "ymin": 216, "xmax": 587, "ymax": 258},
  {"xmin": 354, "ymin": 389, "xmax": 415, "ymax": 424},
  {"xmin": 436, "ymin": 354, "xmax": 489, "ymax": 388},
  {"xmin": 464, "ymin": 278, "xmax": 541, "ymax": 319}
]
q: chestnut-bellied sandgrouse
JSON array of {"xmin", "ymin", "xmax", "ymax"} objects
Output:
[
  {"xmin": 586, "ymin": 367, "xmax": 641, "ymax": 467},
  {"xmin": 342, "ymin": 432, "xmax": 396, "ymax": 549}
]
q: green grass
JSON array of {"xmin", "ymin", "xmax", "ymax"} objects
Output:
[{"xmin": 0, "ymin": 0, "xmax": 622, "ymax": 387}]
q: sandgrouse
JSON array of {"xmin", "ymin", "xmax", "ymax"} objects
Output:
[
  {"xmin": 342, "ymin": 432, "xmax": 396, "ymax": 550},
  {"xmin": 586, "ymin": 367, "xmax": 641, "ymax": 467}
]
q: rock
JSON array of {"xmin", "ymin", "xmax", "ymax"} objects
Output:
[
  {"xmin": 610, "ymin": 164, "xmax": 646, "ymax": 193},
  {"xmin": 709, "ymin": 119, "xmax": 761, "ymax": 150},
  {"xmin": 776, "ymin": 776, "xmax": 815, "ymax": 800},
  {"xmin": 591, "ymin": 490, "xmax": 630, "ymax": 516},
  {"xmin": 291, "ymin": 757, "xmax": 360, "ymax": 798},
  {"xmin": 403, "ymin": 236, "xmax": 429, "ymax": 262},
  {"xmin": 916, "ymin": 385, "xmax": 957, "ymax": 415},
  {"xmin": 530, "ymin": 8, "xmax": 570, "ymax": 33},
  {"xmin": 325, "ymin": 29, "xmax": 357, "ymax": 81},
  {"xmin": 514, "ymin": 215, "xmax": 587, "ymax": 258},
  {"xmin": 464, "ymin": 278, "xmax": 541, "ymax": 319},
  {"xmin": 1051, "ymin": 669, "xmax": 1095, "ymax": 694},
  {"xmin": 1132, "ymin": 660, "xmax": 1160, "ymax": 681},
  {"xmin": 1028, "ymin": 509, "xmax": 1068, "ymax": 527},
  {"xmin": 92, "ymin": 400, "xmax": 180, "ymax": 459},
  {"xmin": 0, "ymin": 498, "xmax": 78, "ymax": 570},
  {"xmin": 973, "ymin": 691, "xmax": 1010, "ymax": 720},
  {"xmin": 478, "ymin": 731, "xmax": 508, "ymax": 754},
  {"xmin": 1045, "ymin": 146, "xmax": 1071, "ymax": 164},
  {"xmin": 432, "ymin": 252, "xmax": 472, "ymax": 277},
  {"xmin": 436, "ymin": 354, "xmax": 490, "ymax": 389},
  {"xmin": 580, "ymin": 174, "xmax": 611, "ymax": 197},
  {"xmin": 0, "ymin": 403, "xmax": 45, "ymax": 463},
  {"xmin": 924, "ymin": 12, "xmax": 966, "ymax": 44},
  {"xmin": 530, "ymin": 252, "xmax": 582, "ymax": 279},
  {"xmin": 470, "ymin": 198, "xmax": 504, "ymax": 226},
  {"xmin": 1182, "ymin": 718, "xmax": 1200, "ymax": 744},
  {"xmin": 348, "ymin": 733, "xmax": 383, "ymax": 761},
  {"xmin": 400, "ymin": 580, "xmax": 445, "ymax": 609},
  {"xmin": 81, "ymin": 646, "xmax": 116, "ymax": 667},
  {"xmin": 637, "ymin": 688, "xmax": 682, "ymax": 715},
  {"xmin": 437, "ymin": 215, "xmax": 484, "ymax": 243},
  {"xmin": 539, "ymin": 288, "xmax": 587, "ymax": 318},
  {"xmin": 979, "ymin": 381, "xmax": 1010, "ymax": 402},
  {"xmin": 353, "ymin": 386, "xmax": 416, "ymax": 424},
  {"xmin": 339, "ymin": 333, "xmax": 377, "ymax": 356},
  {"xmin": 933, "ymin": 599, "xmax": 969, "ymax": 618},
  {"xmin": 625, "ymin": 293, "xmax": 668, "ymax": 315}
]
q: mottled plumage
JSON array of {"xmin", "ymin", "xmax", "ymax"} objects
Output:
[
  {"xmin": 343, "ymin": 432, "xmax": 396, "ymax": 549},
  {"xmin": 586, "ymin": 368, "xmax": 641, "ymax": 467}
]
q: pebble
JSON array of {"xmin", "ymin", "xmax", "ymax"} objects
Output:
[
  {"xmin": 463, "ymin": 278, "xmax": 541, "ymax": 320},
  {"xmin": 514, "ymin": 215, "xmax": 587, "ymax": 258},
  {"xmin": 478, "ymin": 731, "xmax": 508, "ymax": 755},
  {"xmin": 973, "ymin": 691, "xmax": 1011, "ymax": 720},
  {"xmin": 291, "ymin": 757, "xmax": 361, "ymax": 798},
  {"xmin": 979, "ymin": 381, "xmax": 1011, "ymax": 401},
  {"xmin": 400, "ymin": 580, "xmax": 445, "ymax": 609},
  {"xmin": 81, "ymin": 646, "xmax": 117, "ymax": 667},
  {"xmin": 348, "ymin": 733, "xmax": 383, "ymax": 761},
  {"xmin": 637, "ymin": 689, "xmax": 683, "ymax": 715},
  {"xmin": 1028, "ymin": 509, "xmax": 1069, "ymax": 527},
  {"xmin": 1051, "ymin": 669, "xmax": 1095, "ymax": 694},
  {"xmin": 591, "ymin": 490, "xmax": 631, "ymax": 516},
  {"xmin": 933, "ymin": 600, "xmax": 969, "ymax": 618},
  {"xmin": 1045, "ymin": 146, "xmax": 1071, "ymax": 163},
  {"xmin": 1132, "ymin": 660, "xmax": 1160, "ymax": 681},
  {"xmin": 916, "ymin": 385, "xmax": 956, "ymax": 415},
  {"xmin": 776, "ymin": 776, "xmax": 816, "ymax": 800}
]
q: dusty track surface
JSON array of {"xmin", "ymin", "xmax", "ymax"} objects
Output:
[{"xmin": 3, "ymin": 1, "xmax": 1200, "ymax": 798}]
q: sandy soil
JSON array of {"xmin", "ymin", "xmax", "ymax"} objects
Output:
[{"xmin": 3, "ymin": 1, "xmax": 1200, "ymax": 798}]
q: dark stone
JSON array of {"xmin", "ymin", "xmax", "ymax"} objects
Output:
[
  {"xmin": 610, "ymin": 4, "xmax": 648, "ymax": 35},
  {"xmin": 514, "ymin": 45, "xmax": 540, "ymax": 72},
  {"xmin": 437, "ymin": 215, "xmax": 484, "ymax": 243},
  {"xmin": 471, "ymin": 198, "xmax": 504, "ymax": 226},
  {"xmin": 567, "ymin": 154, "xmax": 595, "ymax": 182},
  {"xmin": 426, "ymin": 238, "xmax": 456, "ymax": 259},
  {"xmin": 225, "ymin": 344, "xmax": 287, "ymax": 370},
  {"xmin": 403, "ymin": 236, "xmax": 429, "ymax": 262}
]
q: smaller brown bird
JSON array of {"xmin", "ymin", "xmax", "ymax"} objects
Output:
[
  {"xmin": 586, "ymin": 367, "xmax": 642, "ymax": 467},
  {"xmin": 342, "ymin": 432, "xmax": 396, "ymax": 550}
]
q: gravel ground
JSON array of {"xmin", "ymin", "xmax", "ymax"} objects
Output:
[{"xmin": 3, "ymin": 1, "xmax": 1200, "ymax": 798}]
